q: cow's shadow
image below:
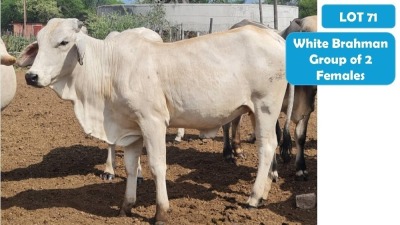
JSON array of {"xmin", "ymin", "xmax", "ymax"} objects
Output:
[
  {"xmin": 165, "ymin": 146, "xmax": 256, "ymax": 195},
  {"xmin": 2, "ymin": 140, "xmax": 316, "ymax": 223},
  {"xmin": 1, "ymin": 178, "xmax": 219, "ymax": 223},
  {"xmin": 1, "ymin": 145, "xmax": 107, "ymax": 182}
]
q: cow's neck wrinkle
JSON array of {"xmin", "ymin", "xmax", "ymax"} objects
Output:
[
  {"xmin": 51, "ymin": 36, "xmax": 120, "ymax": 144},
  {"xmin": 53, "ymin": 36, "xmax": 115, "ymax": 101}
]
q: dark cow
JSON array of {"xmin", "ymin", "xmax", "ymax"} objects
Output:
[{"xmin": 223, "ymin": 15, "xmax": 317, "ymax": 181}]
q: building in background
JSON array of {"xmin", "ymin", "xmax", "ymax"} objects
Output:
[{"xmin": 12, "ymin": 22, "xmax": 43, "ymax": 37}]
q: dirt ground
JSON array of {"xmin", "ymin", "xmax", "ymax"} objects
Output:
[{"xmin": 1, "ymin": 69, "xmax": 317, "ymax": 225}]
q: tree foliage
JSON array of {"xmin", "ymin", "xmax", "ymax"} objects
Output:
[
  {"xmin": 56, "ymin": 0, "xmax": 87, "ymax": 20},
  {"xmin": 14, "ymin": 0, "xmax": 62, "ymax": 23},
  {"xmin": 86, "ymin": 4, "xmax": 169, "ymax": 39},
  {"xmin": 1, "ymin": 0, "xmax": 123, "ymax": 31},
  {"xmin": 1, "ymin": 0, "xmax": 22, "ymax": 30},
  {"xmin": 298, "ymin": 0, "xmax": 317, "ymax": 18},
  {"xmin": 82, "ymin": 0, "xmax": 124, "ymax": 11}
]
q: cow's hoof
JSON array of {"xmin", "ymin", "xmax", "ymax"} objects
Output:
[
  {"xmin": 224, "ymin": 155, "xmax": 236, "ymax": 164},
  {"xmin": 271, "ymin": 171, "xmax": 279, "ymax": 182},
  {"xmin": 246, "ymin": 200, "xmax": 268, "ymax": 210},
  {"xmin": 100, "ymin": 172, "xmax": 115, "ymax": 180},
  {"xmin": 235, "ymin": 152, "xmax": 246, "ymax": 159},
  {"xmin": 295, "ymin": 170, "xmax": 309, "ymax": 181},
  {"xmin": 246, "ymin": 204, "xmax": 257, "ymax": 211},
  {"xmin": 118, "ymin": 209, "xmax": 132, "ymax": 217},
  {"xmin": 173, "ymin": 137, "xmax": 182, "ymax": 143},
  {"xmin": 119, "ymin": 201, "xmax": 134, "ymax": 217},
  {"xmin": 246, "ymin": 196, "xmax": 267, "ymax": 209},
  {"xmin": 246, "ymin": 136, "xmax": 256, "ymax": 144},
  {"xmin": 137, "ymin": 177, "xmax": 144, "ymax": 185},
  {"xmin": 258, "ymin": 199, "xmax": 268, "ymax": 207}
]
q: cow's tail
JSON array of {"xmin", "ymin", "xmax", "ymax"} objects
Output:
[{"xmin": 280, "ymin": 84, "xmax": 294, "ymax": 163}]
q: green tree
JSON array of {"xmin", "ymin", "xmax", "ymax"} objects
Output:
[
  {"xmin": 83, "ymin": 0, "xmax": 123, "ymax": 12},
  {"xmin": 265, "ymin": 0, "xmax": 293, "ymax": 4},
  {"xmin": 86, "ymin": 4, "xmax": 169, "ymax": 39},
  {"xmin": 1, "ymin": 0, "xmax": 23, "ymax": 30},
  {"xmin": 15, "ymin": 0, "xmax": 62, "ymax": 23},
  {"xmin": 298, "ymin": 0, "xmax": 317, "ymax": 18},
  {"xmin": 56, "ymin": 0, "xmax": 87, "ymax": 20}
]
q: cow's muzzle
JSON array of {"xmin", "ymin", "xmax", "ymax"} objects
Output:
[{"xmin": 25, "ymin": 72, "xmax": 39, "ymax": 86}]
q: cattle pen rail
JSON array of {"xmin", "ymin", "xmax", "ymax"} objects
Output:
[{"xmin": 97, "ymin": 4, "xmax": 298, "ymax": 34}]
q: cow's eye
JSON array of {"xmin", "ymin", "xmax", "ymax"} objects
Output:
[{"xmin": 59, "ymin": 41, "xmax": 69, "ymax": 46}]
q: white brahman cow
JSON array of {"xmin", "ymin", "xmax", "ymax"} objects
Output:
[
  {"xmin": 224, "ymin": 15, "xmax": 318, "ymax": 180},
  {"xmin": 17, "ymin": 18, "xmax": 287, "ymax": 224},
  {"xmin": 1, "ymin": 37, "xmax": 17, "ymax": 111},
  {"xmin": 101, "ymin": 28, "xmax": 163, "ymax": 182},
  {"xmin": 174, "ymin": 16, "xmax": 317, "ymax": 181}
]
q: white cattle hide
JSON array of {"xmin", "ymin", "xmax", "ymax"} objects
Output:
[
  {"xmin": 17, "ymin": 18, "xmax": 287, "ymax": 223},
  {"xmin": 1, "ymin": 38, "xmax": 17, "ymax": 111}
]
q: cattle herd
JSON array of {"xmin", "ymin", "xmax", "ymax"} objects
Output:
[{"xmin": 1, "ymin": 15, "xmax": 317, "ymax": 224}]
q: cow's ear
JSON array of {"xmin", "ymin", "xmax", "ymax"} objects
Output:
[
  {"xmin": 16, "ymin": 41, "xmax": 38, "ymax": 67},
  {"xmin": 293, "ymin": 18, "xmax": 302, "ymax": 27},
  {"xmin": 75, "ymin": 36, "xmax": 85, "ymax": 65},
  {"xmin": 72, "ymin": 19, "xmax": 84, "ymax": 32}
]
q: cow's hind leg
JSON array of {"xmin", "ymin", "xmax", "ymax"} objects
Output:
[
  {"xmin": 231, "ymin": 116, "xmax": 245, "ymax": 158},
  {"xmin": 119, "ymin": 138, "xmax": 143, "ymax": 216},
  {"xmin": 247, "ymin": 112, "xmax": 257, "ymax": 143},
  {"xmin": 280, "ymin": 118, "xmax": 292, "ymax": 163},
  {"xmin": 141, "ymin": 120, "xmax": 169, "ymax": 224},
  {"xmin": 270, "ymin": 121, "xmax": 282, "ymax": 182},
  {"xmin": 101, "ymin": 144, "xmax": 116, "ymax": 180},
  {"xmin": 222, "ymin": 122, "xmax": 235, "ymax": 163},
  {"xmin": 247, "ymin": 104, "xmax": 279, "ymax": 207},
  {"xmin": 294, "ymin": 115, "xmax": 310, "ymax": 181},
  {"xmin": 174, "ymin": 128, "xmax": 185, "ymax": 142},
  {"xmin": 137, "ymin": 156, "xmax": 144, "ymax": 185}
]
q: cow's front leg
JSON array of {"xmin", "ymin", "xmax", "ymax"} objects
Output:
[
  {"xmin": 141, "ymin": 120, "xmax": 169, "ymax": 224},
  {"xmin": 119, "ymin": 138, "xmax": 143, "ymax": 217},
  {"xmin": 101, "ymin": 144, "xmax": 116, "ymax": 180}
]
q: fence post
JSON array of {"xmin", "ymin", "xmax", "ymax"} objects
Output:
[
  {"xmin": 180, "ymin": 23, "xmax": 184, "ymax": 40},
  {"xmin": 274, "ymin": 0, "xmax": 278, "ymax": 29},
  {"xmin": 259, "ymin": 0, "xmax": 263, "ymax": 24},
  {"xmin": 209, "ymin": 18, "xmax": 213, "ymax": 34}
]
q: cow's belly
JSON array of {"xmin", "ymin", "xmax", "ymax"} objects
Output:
[{"xmin": 169, "ymin": 104, "xmax": 250, "ymax": 130}]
